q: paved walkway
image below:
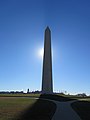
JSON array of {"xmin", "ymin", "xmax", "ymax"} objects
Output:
[
  {"xmin": 29, "ymin": 97, "xmax": 82, "ymax": 120},
  {"xmin": 52, "ymin": 100, "xmax": 81, "ymax": 120}
]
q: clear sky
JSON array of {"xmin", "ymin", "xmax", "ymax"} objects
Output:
[{"xmin": 0, "ymin": 0, "xmax": 90, "ymax": 95}]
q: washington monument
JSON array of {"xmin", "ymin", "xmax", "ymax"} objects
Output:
[{"xmin": 42, "ymin": 27, "xmax": 53, "ymax": 94}]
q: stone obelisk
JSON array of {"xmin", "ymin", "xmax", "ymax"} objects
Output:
[{"xmin": 42, "ymin": 27, "xmax": 53, "ymax": 94}]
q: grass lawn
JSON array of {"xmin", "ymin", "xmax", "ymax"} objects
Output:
[
  {"xmin": 0, "ymin": 96, "xmax": 56, "ymax": 120},
  {"xmin": 0, "ymin": 97, "xmax": 36, "ymax": 120},
  {"xmin": 71, "ymin": 98, "xmax": 90, "ymax": 120},
  {"xmin": 40, "ymin": 94, "xmax": 77, "ymax": 101},
  {"xmin": 0, "ymin": 93, "xmax": 40, "ymax": 97},
  {"xmin": 1, "ymin": 94, "xmax": 89, "ymax": 120}
]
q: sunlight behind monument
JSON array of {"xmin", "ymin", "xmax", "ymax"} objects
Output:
[
  {"xmin": 42, "ymin": 27, "xmax": 53, "ymax": 94},
  {"xmin": 38, "ymin": 48, "xmax": 44, "ymax": 59}
]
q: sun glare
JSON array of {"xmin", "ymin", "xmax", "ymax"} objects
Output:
[
  {"xmin": 38, "ymin": 48, "xmax": 44, "ymax": 59},
  {"xmin": 38, "ymin": 47, "xmax": 54, "ymax": 60}
]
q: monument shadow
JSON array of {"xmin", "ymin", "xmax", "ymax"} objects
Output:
[
  {"xmin": 14, "ymin": 94, "xmax": 56, "ymax": 120},
  {"xmin": 14, "ymin": 94, "xmax": 77, "ymax": 120}
]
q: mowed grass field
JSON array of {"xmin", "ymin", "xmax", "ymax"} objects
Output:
[
  {"xmin": 0, "ymin": 95, "xmax": 56, "ymax": 120},
  {"xmin": 71, "ymin": 98, "xmax": 90, "ymax": 120},
  {"xmin": 0, "ymin": 93, "xmax": 40, "ymax": 97},
  {"xmin": 0, "ymin": 94, "xmax": 90, "ymax": 120},
  {"xmin": 0, "ymin": 97, "xmax": 37, "ymax": 120}
]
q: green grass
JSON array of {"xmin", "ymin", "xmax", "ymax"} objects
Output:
[
  {"xmin": 40, "ymin": 94, "xmax": 77, "ymax": 101},
  {"xmin": 0, "ymin": 96, "xmax": 56, "ymax": 120},
  {"xmin": 57, "ymin": 93, "xmax": 90, "ymax": 99},
  {"xmin": 0, "ymin": 93, "xmax": 40, "ymax": 97},
  {"xmin": 0, "ymin": 93, "xmax": 89, "ymax": 100},
  {"xmin": 0, "ymin": 97, "xmax": 36, "ymax": 120},
  {"xmin": 1, "ymin": 94, "xmax": 89, "ymax": 120},
  {"xmin": 71, "ymin": 98, "xmax": 90, "ymax": 120}
]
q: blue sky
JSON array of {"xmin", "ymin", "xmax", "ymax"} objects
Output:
[{"xmin": 0, "ymin": 0, "xmax": 90, "ymax": 94}]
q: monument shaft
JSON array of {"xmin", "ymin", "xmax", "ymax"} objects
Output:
[{"xmin": 42, "ymin": 27, "xmax": 53, "ymax": 94}]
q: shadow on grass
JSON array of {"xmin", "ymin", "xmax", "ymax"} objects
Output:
[
  {"xmin": 40, "ymin": 94, "xmax": 77, "ymax": 102},
  {"xmin": 14, "ymin": 94, "xmax": 77, "ymax": 120},
  {"xmin": 71, "ymin": 100, "xmax": 90, "ymax": 120},
  {"xmin": 15, "ymin": 94, "xmax": 56, "ymax": 120}
]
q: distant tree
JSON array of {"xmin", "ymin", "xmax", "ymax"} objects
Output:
[{"xmin": 82, "ymin": 93, "xmax": 87, "ymax": 97}]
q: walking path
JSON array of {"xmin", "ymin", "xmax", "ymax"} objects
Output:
[
  {"xmin": 29, "ymin": 97, "xmax": 82, "ymax": 120},
  {"xmin": 52, "ymin": 100, "xmax": 81, "ymax": 120}
]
